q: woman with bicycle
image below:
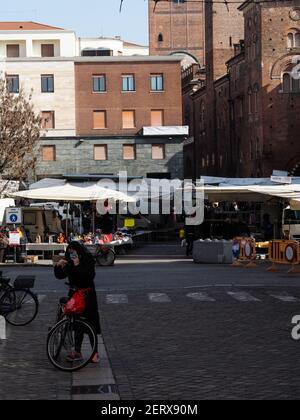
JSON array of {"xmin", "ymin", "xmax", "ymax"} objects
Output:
[{"xmin": 54, "ymin": 241, "xmax": 101, "ymax": 364}]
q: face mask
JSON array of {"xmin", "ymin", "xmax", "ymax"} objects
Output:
[{"xmin": 69, "ymin": 252, "xmax": 78, "ymax": 261}]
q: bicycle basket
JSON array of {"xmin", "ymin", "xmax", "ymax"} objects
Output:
[{"xmin": 14, "ymin": 276, "xmax": 35, "ymax": 289}]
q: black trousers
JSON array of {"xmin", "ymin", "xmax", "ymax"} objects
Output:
[
  {"xmin": 75, "ymin": 322, "xmax": 98, "ymax": 356},
  {"xmin": 186, "ymin": 235, "xmax": 195, "ymax": 256},
  {"xmin": 0, "ymin": 249, "xmax": 7, "ymax": 263}
]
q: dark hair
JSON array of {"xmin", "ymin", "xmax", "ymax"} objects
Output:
[{"xmin": 66, "ymin": 241, "xmax": 95, "ymax": 266}]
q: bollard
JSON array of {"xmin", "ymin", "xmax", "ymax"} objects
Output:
[{"xmin": 0, "ymin": 316, "xmax": 6, "ymax": 340}]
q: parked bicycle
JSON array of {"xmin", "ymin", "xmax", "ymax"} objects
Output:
[
  {"xmin": 47, "ymin": 283, "xmax": 97, "ymax": 372},
  {"xmin": 0, "ymin": 272, "xmax": 38, "ymax": 327}
]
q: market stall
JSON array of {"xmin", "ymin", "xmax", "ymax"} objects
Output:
[{"xmin": 8, "ymin": 180, "xmax": 137, "ymax": 261}]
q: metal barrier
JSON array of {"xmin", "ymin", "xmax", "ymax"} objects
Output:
[
  {"xmin": 267, "ymin": 240, "xmax": 300, "ymax": 273},
  {"xmin": 231, "ymin": 237, "xmax": 257, "ymax": 268}
]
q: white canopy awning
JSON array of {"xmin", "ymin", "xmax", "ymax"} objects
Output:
[
  {"xmin": 142, "ymin": 126, "xmax": 189, "ymax": 136},
  {"xmin": 11, "ymin": 182, "xmax": 136, "ymax": 203}
]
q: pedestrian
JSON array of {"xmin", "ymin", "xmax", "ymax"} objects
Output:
[
  {"xmin": 54, "ymin": 241, "xmax": 101, "ymax": 363},
  {"xmin": 0, "ymin": 231, "xmax": 9, "ymax": 263},
  {"xmin": 184, "ymin": 217, "xmax": 196, "ymax": 257}
]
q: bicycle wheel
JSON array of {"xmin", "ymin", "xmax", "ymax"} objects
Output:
[
  {"xmin": 0, "ymin": 289, "xmax": 39, "ymax": 327},
  {"xmin": 47, "ymin": 318, "xmax": 97, "ymax": 372},
  {"xmin": 96, "ymin": 248, "xmax": 115, "ymax": 266}
]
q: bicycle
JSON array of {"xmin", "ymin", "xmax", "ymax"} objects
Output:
[
  {"xmin": 95, "ymin": 243, "xmax": 116, "ymax": 267},
  {"xmin": 0, "ymin": 274, "xmax": 39, "ymax": 327},
  {"xmin": 47, "ymin": 284, "xmax": 97, "ymax": 372},
  {"xmin": 0, "ymin": 271, "xmax": 14, "ymax": 299}
]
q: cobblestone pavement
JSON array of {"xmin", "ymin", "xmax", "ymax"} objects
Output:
[
  {"xmin": 0, "ymin": 294, "xmax": 71, "ymax": 400},
  {"xmin": 99, "ymin": 285, "xmax": 300, "ymax": 400},
  {"xmin": 1, "ymin": 243, "xmax": 300, "ymax": 399}
]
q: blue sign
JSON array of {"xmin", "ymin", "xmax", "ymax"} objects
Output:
[{"xmin": 9, "ymin": 214, "xmax": 18, "ymax": 223}]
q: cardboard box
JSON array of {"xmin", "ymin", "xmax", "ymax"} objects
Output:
[{"xmin": 25, "ymin": 256, "xmax": 39, "ymax": 263}]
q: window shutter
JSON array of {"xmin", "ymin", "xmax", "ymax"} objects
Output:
[
  {"xmin": 123, "ymin": 145, "xmax": 136, "ymax": 160},
  {"xmin": 42, "ymin": 111, "xmax": 55, "ymax": 129},
  {"xmin": 93, "ymin": 111, "xmax": 106, "ymax": 129},
  {"xmin": 7, "ymin": 44, "xmax": 20, "ymax": 57},
  {"xmin": 41, "ymin": 44, "xmax": 54, "ymax": 57},
  {"xmin": 122, "ymin": 111, "xmax": 135, "ymax": 129},
  {"xmin": 151, "ymin": 110, "xmax": 164, "ymax": 126},
  {"xmin": 152, "ymin": 145, "xmax": 165, "ymax": 160},
  {"xmin": 94, "ymin": 145, "xmax": 107, "ymax": 161},
  {"xmin": 42, "ymin": 146, "xmax": 55, "ymax": 161}
]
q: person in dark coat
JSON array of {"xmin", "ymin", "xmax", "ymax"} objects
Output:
[{"xmin": 54, "ymin": 241, "xmax": 101, "ymax": 363}]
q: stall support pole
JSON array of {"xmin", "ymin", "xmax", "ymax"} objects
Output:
[
  {"xmin": 66, "ymin": 203, "xmax": 70, "ymax": 239},
  {"xmin": 79, "ymin": 204, "xmax": 83, "ymax": 235},
  {"xmin": 0, "ymin": 316, "xmax": 6, "ymax": 340},
  {"xmin": 92, "ymin": 205, "xmax": 95, "ymax": 233}
]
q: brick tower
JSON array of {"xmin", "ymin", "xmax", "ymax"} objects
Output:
[
  {"xmin": 148, "ymin": 0, "xmax": 205, "ymax": 66},
  {"xmin": 205, "ymin": 0, "xmax": 244, "ymax": 83}
]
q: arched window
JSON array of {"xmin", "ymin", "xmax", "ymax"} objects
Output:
[
  {"xmin": 292, "ymin": 75, "xmax": 300, "ymax": 93},
  {"xmin": 200, "ymin": 102, "xmax": 205, "ymax": 126},
  {"xmin": 248, "ymin": 88, "xmax": 252, "ymax": 114},
  {"xmin": 288, "ymin": 33, "xmax": 294, "ymax": 48},
  {"xmin": 287, "ymin": 32, "xmax": 300, "ymax": 48},
  {"xmin": 283, "ymin": 73, "xmax": 291, "ymax": 93},
  {"xmin": 253, "ymin": 84, "xmax": 259, "ymax": 113},
  {"xmin": 158, "ymin": 33, "xmax": 163, "ymax": 43}
]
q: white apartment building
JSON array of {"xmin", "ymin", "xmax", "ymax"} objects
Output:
[{"xmin": 0, "ymin": 21, "xmax": 148, "ymax": 138}]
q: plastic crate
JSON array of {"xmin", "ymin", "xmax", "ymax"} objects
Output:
[{"xmin": 14, "ymin": 276, "xmax": 35, "ymax": 289}]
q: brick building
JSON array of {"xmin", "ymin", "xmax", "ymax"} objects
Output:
[
  {"xmin": 183, "ymin": 0, "xmax": 300, "ymax": 179},
  {"xmin": 0, "ymin": 21, "xmax": 186, "ymax": 180},
  {"xmin": 39, "ymin": 56, "xmax": 186, "ymax": 179},
  {"xmin": 149, "ymin": 0, "xmax": 205, "ymax": 66}
]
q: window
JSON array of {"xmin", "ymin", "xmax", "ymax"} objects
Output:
[
  {"xmin": 6, "ymin": 75, "xmax": 19, "ymax": 93},
  {"xmin": 93, "ymin": 75, "xmax": 106, "ymax": 92},
  {"xmin": 41, "ymin": 75, "xmax": 54, "ymax": 93},
  {"xmin": 152, "ymin": 144, "xmax": 165, "ymax": 160},
  {"xmin": 288, "ymin": 33, "xmax": 294, "ymax": 48},
  {"xmin": 248, "ymin": 88, "xmax": 252, "ymax": 114},
  {"xmin": 158, "ymin": 33, "xmax": 163, "ymax": 43},
  {"xmin": 122, "ymin": 75, "xmax": 135, "ymax": 92},
  {"xmin": 122, "ymin": 111, "xmax": 135, "ymax": 129},
  {"xmin": 93, "ymin": 111, "xmax": 107, "ymax": 129},
  {"xmin": 253, "ymin": 85, "xmax": 259, "ymax": 113},
  {"xmin": 42, "ymin": 146, "xmax": 56, "ymax": 161},
  {"xmin": 123, "ymin": 145, "xmax": 136, "ymax": 160},
  {"xmin": 150, "ymin": 74, "xmax": 164, "ymax": 91},
  {"xmin": 41, "ymin": 44, "xmax": 54, "ymax": 57},
  {"xmin": 41, "ymin": 111, "xmax": 55, "ymax": 129},
  {"xmin": 151, "ymin": 110, "xmax": 164, "ymax": 126},
  {"xmin": 287, "ymin": 32, "xmax": 300, "ymax": 49},
  {"xmin": 94, "ymin": 145, "xmax": 107, "ymax": 161},
  {"xmin": 237, "ymin": 98, "xmax": 244, "ymax": 119},
  {"xmin": 6, "ymin": 44, "xmax": 20, "ymax": 57},
  {"xmin": 282, "ymin": 73, "xmax": 300, "ymax": 93},
  {"xmin": 82, "ymin": 48, "xmax": 112, "ymax": 57}
]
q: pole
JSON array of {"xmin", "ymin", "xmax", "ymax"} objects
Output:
[
  {"xmin": 79, "ymin": 204, "xmax": 83, "ymax": 235},
  {"xmin": 0, "ymin": 316, "xmax": 6, "ymax": 340},
  {"xmin": 66, "ymin": 203, "xmax": 70, "ymax": 240},
  {"xmin": 92, "ymin": 205, "xmax": 95, "ymax": 233}
]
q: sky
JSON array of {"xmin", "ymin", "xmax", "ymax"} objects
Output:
[{"xmin": 0, "ymin": 0, "xmax": 149, "ymax": 45}]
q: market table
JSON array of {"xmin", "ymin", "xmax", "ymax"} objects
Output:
[{"xmin": 26, "ymin": 243, "xmax": 68, "ymax": 259}]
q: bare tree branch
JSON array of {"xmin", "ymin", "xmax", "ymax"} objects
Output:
[{"xmin": 0, "ymin": 75, "xmax": 42, "ymax": 195}]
